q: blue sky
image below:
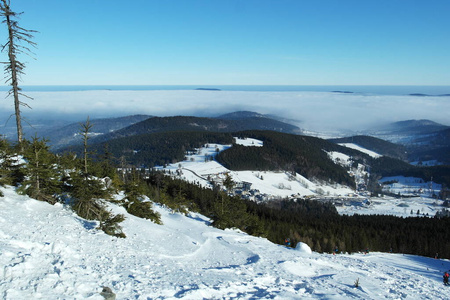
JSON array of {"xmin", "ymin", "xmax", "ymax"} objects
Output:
[{"xmin": 3, "ymin": 0, "xmax": 450, "ymax": 85}]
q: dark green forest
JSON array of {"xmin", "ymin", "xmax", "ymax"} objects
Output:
[
  {"xmin": 64, "ymin": 131, "xmax": 235, "ymax": 167},
  {"xmin": 143, "ymin": 171, "xmax": 450, "ymax": 258},
  {"xmin": 329, "ymin": 135, "xmax": 408, "ymax": 161},
  {"xmin": 91, "ymin": 115, "xmax": 300, "ymax": 144},
  {"xmin": 371, "ymin": 157, "xmax": 450, "ymax": 187},
  {"xmin": 3, "ymin": 127, "xmax": 450, "ymax": 258},
  {"xmin": 217, "ymin": 130, "xmax": 360, "ymax": 187}
]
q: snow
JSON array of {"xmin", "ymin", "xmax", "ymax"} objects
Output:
[
  {"xmin": 295, "ymin": 242, "xmax": 312, "ymax": 255},
  {"xmin": 159, "ymin": 143, "xmax": 355, "ymax": 200},
  {"xmin": 336, "ymin": 195, "xmax": 444, "ymax": 218},
  {"xmin": 327, "ymin": 151, "xmax": 352, "ymax": 167},
  {"xmin": 380, "ymin": 176, "xmax": 441, "ymax": 197},
  {"xmin": 156, "ymin": 142, "xmax": 447, "ymax": 220},
  {"xmin": 338, "ymin": 143, "xmax": 382, "ymax": 158},
  {"xmin": 234, "ymin": 137, "xmax": 263, "ymax": 147},
  {"xmin": 1, "ymin": 185, "xmax": 449, "ymax": 299}
]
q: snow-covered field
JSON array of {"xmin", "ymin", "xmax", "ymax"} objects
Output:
[
  {"xmin": 338, "ymin": 143, "xmax": 382, "ymax": 158},
  {"xmin": 336, "ymin": 195, "xmax": 444, "ymax": 217},
  {"xmin": 380, "ymin": 176, "xmax": 442, "ymax": 197},
  {"xmin": 159, "ymin": 139, "xmax": 355, "ymax": 200},
  {"xmin": 156, "ymin": 138, "xmax": 446, "ymax": 219},
  {"xmin": 1, "ymin": 185, "xmax": 449, "ymax": 299}
]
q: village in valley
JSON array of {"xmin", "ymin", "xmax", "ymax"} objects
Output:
[{"xmin": 138, "ymin": 137, "xmax": 449, "ymax": 219}]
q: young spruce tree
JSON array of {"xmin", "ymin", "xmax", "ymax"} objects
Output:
[
  {"xmin": 121, "ymin": 169, "xmax": 161, "ymax": 224},
  {"xmin": 18, "ymin": 136, "xmax": 61, "ymax": 203},
  {"xmin": 70, "ymin": 117, "xmax": 126, "ymax": 238},
  {"xmin": 0, "ymin": 136, "xmax": 24, "ymax": 189}
]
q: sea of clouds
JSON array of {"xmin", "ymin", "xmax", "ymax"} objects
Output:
[{"xmin": 1, "ymin": 90, "xmax": 449, "ymax": 132}]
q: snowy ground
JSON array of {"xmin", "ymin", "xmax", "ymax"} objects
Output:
[
  {"xmin": 1, "ymin": 185, "xmax": 449, "ymax": 299},
  {"xmin": 336, "ymin": 195, "xmax": 444, "ymax": 218},
  {"xmin": 338, "ymin": 143, "xmax": 382, "ymax": 158},
  {"xmin": 380, "ymin": 176, "xmax": 442, "ymax": 197},
  {"xmin": 156, "ymin": 138, "xmax": 446, "ymax": 218},
  {"xmin": 158, "ymin": 139, "xmax": 355, "ymax": 200}
]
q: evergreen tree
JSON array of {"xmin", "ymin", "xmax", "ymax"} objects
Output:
[
  {"xmin": 69, "ymin": 118, "xmax": 126, "ymax": 238},
  {"xmin": 121, "ymin": 169, "xmax": 161, "ymax": 224},
  {"xmin": 0, "ymin": 137, "xmax": 23, "ymax": 187},
  {"xmin": 18, "ymin": 137, "xmax": 61, "ymax": 203},
  {"xmin": 0, "ymin": 138, "xmax": 13, "ymax": 188}
]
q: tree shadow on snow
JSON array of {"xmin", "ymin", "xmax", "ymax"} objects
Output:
[
  {"xmin": 186, "ymin": 213, "xmax": 211, "ymax": 226},
  {"xmin": 76, "ymin": 218, "xmax": 97, "ymax": 230}
]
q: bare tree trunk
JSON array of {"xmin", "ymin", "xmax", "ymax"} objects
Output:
[
  {"xmin": 0, "ymin": 0, "xmax": 36, "ymax": 145},
  {"xmin": 2, "ymin": 0, "xmax": 22, "ymax": 142}
]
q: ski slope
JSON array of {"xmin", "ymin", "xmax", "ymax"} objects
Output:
[{"xmin": 0, "ymin": 185, "xmax": 448, "ymax": 299}]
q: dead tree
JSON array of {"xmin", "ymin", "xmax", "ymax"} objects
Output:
[{"xmin": 0, "ymin": 0, "xmax": 37, "ymax": 144}]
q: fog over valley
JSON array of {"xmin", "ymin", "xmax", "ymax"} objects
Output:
[{"xmin": 1, "ymin": 90, "xmax": 449, "ymax": 133}]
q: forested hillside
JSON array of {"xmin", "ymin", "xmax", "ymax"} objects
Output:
[
  {"xmin": 329, "ymin": 135, "xmax": 408, "ymax": 161},
  {"xmin": 2, "ymin": 132, "xmax": 450, "ymax": 258},
  {"xmin": 41, "ymin": 115, "xmax": 152, "ymax": 149},
  {"xmin": 85, "ymin": 131, "xmax": 235, "ymax": 167},
  {"xmin": 90, "ymin": 115, "xmax": 301, "ymax": 144},
  {"xmin": 144, "ymin": 172, "xmax": 450, "ymax": 258},
  {"xmin": 406, "ymin": 128, "xmax": 450, "ymax": 165},
  {"xmin": 217, "ymin": 131, "xmax": 360, "ymax": 187}
]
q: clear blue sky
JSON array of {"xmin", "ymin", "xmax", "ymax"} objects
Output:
[{"xmin": 3, "ymin": 0, "xmax": 450, "ymax": 85}]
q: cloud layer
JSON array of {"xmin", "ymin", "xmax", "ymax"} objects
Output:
[{"xmin": 1, "ymin": 90, "xmax": 449, "ymax": 132}]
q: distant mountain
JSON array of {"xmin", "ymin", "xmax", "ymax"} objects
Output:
[
  {"xmin": 366, "ymin": 119, "xmax": 450, "ymax": 165},
  {"xmin": 328, "ymin": 135, "xmax": 408, "ymax": 161},
  {"xmin": 41, "ymin": 115, "xmax": 152, "ymax": 149},
  {"xmin": 217, "ymin": 111, "xmax": 267, "ymax": 120},
  {"xmin": 90, "ymin": 115, "xmax": 302, "ymax": 144},
  {"xmin": 217, "ymin": 111, "xmax": 303, "ymax": 129},
  {"xmin": 405, "ymin": 127, "xmax": 450, "ymax": 165},
  {"xmin": 382, "ymin": 119, "xmax": 448, "ymax": 135},
  {"xmin": 1, "ymin": 118, "xmax": 73, "ymax": 142}
]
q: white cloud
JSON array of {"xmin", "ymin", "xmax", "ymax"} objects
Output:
[{"xmin": 1, "ymin": 90, "xmax": 449, "ymax": 131}]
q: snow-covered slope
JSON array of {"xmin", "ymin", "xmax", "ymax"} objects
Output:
[
  {"xmin": 1, "ymin": 185, "xmax": 449, "ymax": 299},
  {"xmin": 338, "ymin": 143, "xmax": 382, "ymax": 158},
  {"xmin": 159, "ymin": 139, "xmax": 355, "ymax": 200}
]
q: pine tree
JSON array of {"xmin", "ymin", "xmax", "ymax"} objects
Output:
[
  {"xmin": 0, "ymin": 137, "xmax": 13, "ymax": 188},
  {"xmin": 121, "ymin": 169, "xmax": 161, "ymax": 224},
  {"xmin": 19, "ymin": 137, "xmax": 61, "ymax": 203},
  {"xmin": 69, "ymin": 118, "xmax": 126, "ymax": 237},
  {"xmin": 0, "ymin": 137, "xmax": 23, "ymax": 187}
]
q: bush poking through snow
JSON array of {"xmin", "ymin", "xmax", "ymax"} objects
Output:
[
  {"xmin": 354, "ymin": 278, "xmax": 360, "ymax": 288},
  {"xmin": 125, "ymin": 200, "xmax": 162, "ymax": 224},
  {"xmin": 98, "ymin": 211, "xmax": 126, "ymax": 238},
  {"xmin": 100, "ymin": 286, "xmax": 116, "ymax": 300},
  {"xmin": 121, "ymin": 170, "xmax": 162, "ymax": 224}
]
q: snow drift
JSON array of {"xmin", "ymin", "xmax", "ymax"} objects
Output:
[
  {"xmin": 1, "ymin": 185, "xmax": 449, "ymax": 299},
  {"xmin": 295, "ymin": 242, "xmax": 312, "ymax": 255}
]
